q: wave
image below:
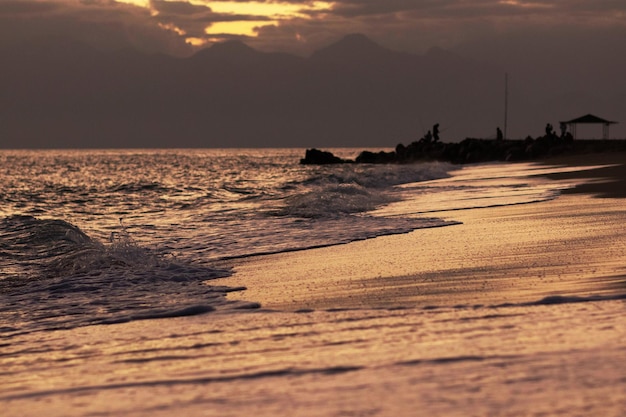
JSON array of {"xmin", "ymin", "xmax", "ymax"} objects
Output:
[
  {"xmin": 107, "ymin": 181, "xmax": 170, "ymax": 194},
  {"xmin": 300, "ymin": 161, "xmax": 454, "ymax": 189},
  {"xmin": 0, "ymin": 216, "xmax": 245, "ymax": 336},
  {"xmin": 277, "ymin": 183, "xmax": 393, "ymax": 218},
  {"xmin": 275, "ymin": 161, "xmax": 454, "ymax": 219}
]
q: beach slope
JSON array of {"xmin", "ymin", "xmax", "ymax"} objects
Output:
[{"xmin": 220, "ymin": 153, "xmax": 626, "ymax": 310}]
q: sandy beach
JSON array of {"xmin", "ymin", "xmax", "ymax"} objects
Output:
[{"xmin": 217, "ymin": 152, "xmax": 626, "ymax": 311}]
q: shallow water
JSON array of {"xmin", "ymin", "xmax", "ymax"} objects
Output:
[{"xmin": 3, "ymin": 299, "xmax": 625, "ymax": 416}]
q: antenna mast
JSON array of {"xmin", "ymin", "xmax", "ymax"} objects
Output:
[{"xmin": 504, "ymin": 73, "xmax": 508, "ymax": 140}]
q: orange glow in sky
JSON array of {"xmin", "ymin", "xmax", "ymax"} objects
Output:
[
  {"xmin": 203, "ymin": 1, "xmax": 334, "ymax": 37},
  {"xmin": 205, "ymin": 20, "xmax": 275, "ymax": 37},
  {"xmin": 116, "ymin": 0, "xmax": 149, "ymax": 7},
  {"xmin": 206, "ymin": 1, "xmax": 333, "ymax": 17},
  {"xmin": 117, "ymin": 0, "xmax": 334, "ymax": 38}
]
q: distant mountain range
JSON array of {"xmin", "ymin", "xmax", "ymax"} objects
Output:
[{"xmin": 1, "ymin": 34, "xmax": 624, "ymax": 148}]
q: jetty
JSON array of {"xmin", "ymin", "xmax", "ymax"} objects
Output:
[{"xmin": 302, "ymin": 115, "xmax": 625, "ymax": 165}]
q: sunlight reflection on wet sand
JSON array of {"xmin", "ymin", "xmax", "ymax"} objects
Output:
[
  {"xmin": 3, "ymin": 299, "xmax": 625, "ymax": 416},
  {"xmin": 222, "ymin": 193, "xmax": 626, "ymax": 311}
]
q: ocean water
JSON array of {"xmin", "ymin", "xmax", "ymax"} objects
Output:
[
  {"xmin": 1, "ymin": 149, "xmax": 624, "ymax": 416},
  {"xmin": 0, "ymin": 148, "xmax": 583, "ymax": 334},
  {"xmin": 0, "ymin": 148, "xmax": 460, "ymax": 333}
]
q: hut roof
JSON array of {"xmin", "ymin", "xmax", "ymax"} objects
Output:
[{"xmin": 561, "ymin": 114, "xmax": 617, "ymax": 125}]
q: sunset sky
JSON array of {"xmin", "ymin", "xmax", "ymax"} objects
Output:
[
  {"xmin": 1, "ymin": 0, "xmax": 625, "ymax": 146},
  {"xmin": 2, "ymin": 0, "xmax": 625, "ymax": 56}
]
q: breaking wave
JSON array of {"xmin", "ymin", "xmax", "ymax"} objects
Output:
[
  {"xmin": 0, "ymin": 216, "xmax": 247, "ymax": 336},
  {"xmin": 274, "ymin": 161, "xmax": 453, "ymax": 219}
]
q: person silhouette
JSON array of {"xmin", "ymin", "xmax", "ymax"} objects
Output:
[
  {"xmin": 496, "ymin": 127, "xmax": 503, "ymax": 140},
  {"xmin": 432, "ymin": 123, "xmax": 440, "ymax": 142}
]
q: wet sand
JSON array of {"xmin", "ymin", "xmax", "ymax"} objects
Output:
[
  {"xmin": 541, "ymin": 151, "xmax": 626, "ymax": 198},
  {"xmin": 218, "ymin": 152, "xmax": 626, "ymax": 311}
]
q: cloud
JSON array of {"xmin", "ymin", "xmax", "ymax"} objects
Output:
[
  {"xmin": 151, "ymin": 0, "xmax": 212, "ymax": 16},
  {"xmin": 0, "ymin": 0, "xmax": 62, "ymax": 14},
  {"xmin": 0, "ymin": 0, "xmax": 625, "ymax": 56},
  {"xmin": 149, "ymin": 0, "xmax": 215, "ymax": 40},
  {"xmin": 0, "ymin": 0, "xmax": 193, "ymax": 54},
  {"xmin": 324, "ymin": 0, "xmax": 626, "ymax": 18}
]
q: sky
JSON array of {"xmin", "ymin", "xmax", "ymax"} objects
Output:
[
  {"xmin": 1, "ymin": 0, "xmax": 624, "ymax": 56},
  {"xmin": 1, "ymin": 0, "xmax": 626, "ymax": 146}
]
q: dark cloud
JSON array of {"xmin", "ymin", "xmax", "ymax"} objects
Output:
[
  {"xmin": 0, "ymin": 0, "xmax": 193, "ymax": 54},
  {"xmin": 0, "ymin": 0, "xmax": 61, "ymax": 14},
  {"xmin": 79, "ymin": 0, "xmax": 117, "ymax": 6},
  {"xmin": 151, "ymin": 0, "xmax": 212, "ymax": 16},
  {"xmin": 149, "ymin": 0, "xmax": 215, "ymax": 39},
  {"xmin": 325, "ymin": 0, "xmax": 626, "ymax": 18}
]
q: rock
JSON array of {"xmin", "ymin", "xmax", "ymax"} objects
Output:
[
  {"xmin": 355, "ymin": 150, "xmax": 396, "ymax": 164},
  {"xmin": 300, "ymin": 148, "xmax": 347, "ymax": 164}
]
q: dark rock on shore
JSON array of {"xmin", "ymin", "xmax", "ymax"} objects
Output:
[
  {"xmin": 300, "ymin": 148, "xmax": 348, "ymax": 164},
  {"xmin": 301, "ymin": 136, "xmax": 626, "ymax": 165},
  {"xmin": 355, "ymin": 150, "xmax": 397, "ymax": 164}
]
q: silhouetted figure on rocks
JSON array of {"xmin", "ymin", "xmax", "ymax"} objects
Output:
[
  {"xmin": 497, "ymin": 127, "xmax": 503, "ymax": 141},
  {"xmin": 433, "ymin": 124, "xmax": 440, "ymax": 142},
  {"xmin": 545, "ymin": 123, "xmax": 554, "ymax": 137}
]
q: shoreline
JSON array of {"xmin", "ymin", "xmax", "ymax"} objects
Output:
[
  {"xmin": 216, "ymin": 152, "xmax": 626, "ymax": 311},
  {"xmin": 539, "ymin": 151, "xmax": 626, "ymax": 198}
]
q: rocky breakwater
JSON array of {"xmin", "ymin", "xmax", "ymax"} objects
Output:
[{"xmin": 301, "ymin": 136, "xmax": 626, "ymax": 165}]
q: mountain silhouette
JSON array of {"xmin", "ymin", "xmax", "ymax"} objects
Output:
[
  {"xmin": 191, "ymin": 40, "xmax": 263, "ymax": 65},
  {"xmin": 0, "ymin": 34, "xmax": 623, "ymax": 148},
  {"xmin": 311, "ymin": 33, "xmax": 399, "ymax": 63}
]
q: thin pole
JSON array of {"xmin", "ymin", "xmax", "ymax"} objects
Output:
[{"xmin": 504, "ymin": 73, "xmax": 508, "ymax": 140}]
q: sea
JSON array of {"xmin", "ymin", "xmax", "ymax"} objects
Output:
[{"xmin": 1, "ymin": 148, "xmax": 624, "ymax": 416}]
